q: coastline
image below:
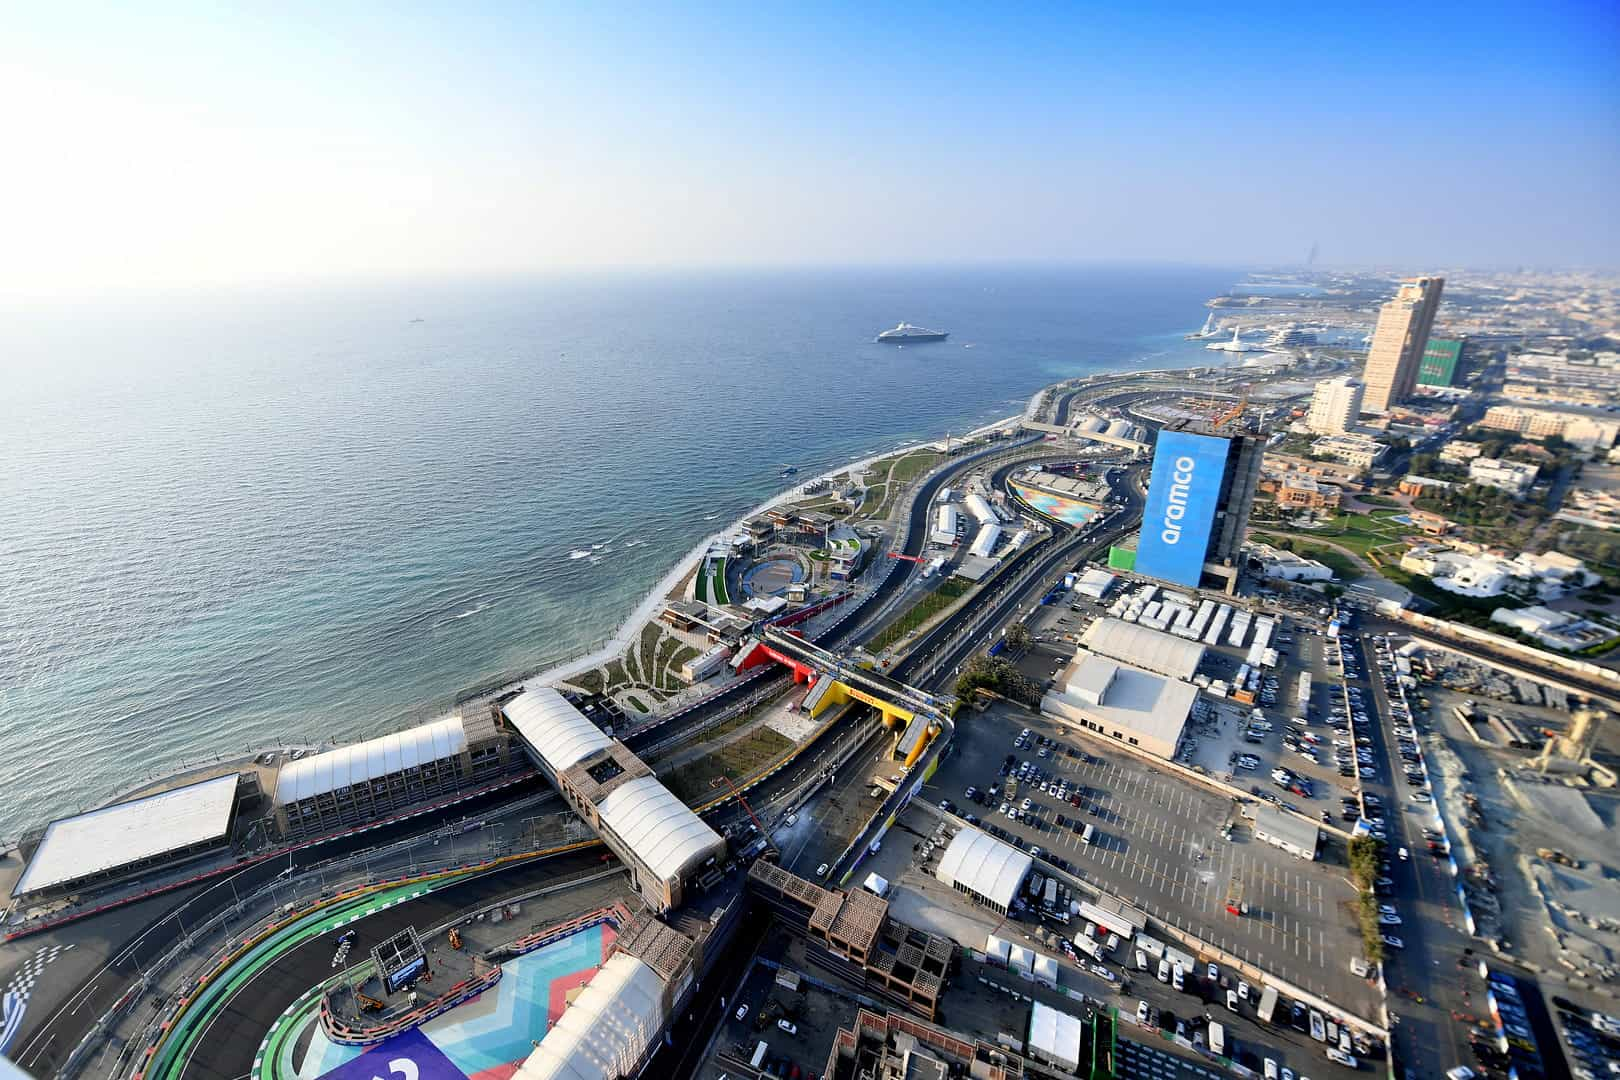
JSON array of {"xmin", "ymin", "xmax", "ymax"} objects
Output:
[{"xmin": 518, "ymin": 409, "xmax": 1027, "ymax": 693}]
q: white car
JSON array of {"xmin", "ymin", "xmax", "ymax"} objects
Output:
[
  {"xmin": 778, "ymin": 1019, "xmax": 798, "ymax": 1034},
  {"xmin": 1326, "ymin": 1048, "xmax": 1358, "ymax": 1067},
  {"xmin": 1382, "ymin": 935, "xmax": 1404, "ymax": 949},
  {"xmin": 816, "ymin": 863, "xmax": 829, "ymax": 877},
  {"xmin": 1379, "ymin": 913, "xmax": 1402, "ymax": 926},
  {"xmin": 1137, "ymin": 1000, "xmax": 1151, "ymax": 1025},
  {"xmin": 1238, "ymin": 979, "xmax": 1250, "ymax": 1001},
  {"xmin": 736, "ymin": 1004, "xmax": 750, "ymax": 1021}
]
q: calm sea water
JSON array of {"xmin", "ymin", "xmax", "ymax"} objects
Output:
[{"xmin": 0, "ymin": 265, "xmax": 1234, "ymax": 838}]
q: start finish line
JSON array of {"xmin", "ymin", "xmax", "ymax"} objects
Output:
[{"xmin": 317, "ymin": 1028, "xmax": 468, "ymax": 1080}]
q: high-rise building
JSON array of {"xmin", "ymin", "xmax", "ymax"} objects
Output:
[
  {"xmin": 1135, "ymin": 425, "xmax": 1264, "ymax": 594},
  {"xmin": 1417, "ymin": 337, "xmax": 1464, "ymax": 387},
  {"xmin": 1306, "ymin": 376, "xmax": 1365, "ymax": 433},
  {"xmin": 1362, "ymin": 276, "xmax": 1445, "ymax": 412}
]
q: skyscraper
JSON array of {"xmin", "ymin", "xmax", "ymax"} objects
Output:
[
  {"xmin": 1362, "ymin": 276, "xmax": 1444, "ymax": 412},
  {"xmin": 1134, "ymin": 425, "xmax": 1264, "ymax": 594},
  {"xmin": 1417, "ymin": 337, "xmax": 1465, "ymax": 387},
  {"xmin": 1306, "ymin": 376, "xmax": 1365, "ymax": 433}
]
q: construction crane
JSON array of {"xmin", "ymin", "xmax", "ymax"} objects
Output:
[{"xmin": 1212, "ymin": 384, "xmax": 1251, "ymax": 430}]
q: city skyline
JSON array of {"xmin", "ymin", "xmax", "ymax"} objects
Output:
[{"xmin": 2, "ymin": 2, "xmax": 1616, "ymax": 296}]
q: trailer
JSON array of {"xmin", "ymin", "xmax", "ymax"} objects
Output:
[{"xmin": 1257, "ymin": 985, "xmax": 1280, "ymax": 1025}]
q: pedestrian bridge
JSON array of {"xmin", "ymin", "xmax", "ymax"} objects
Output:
[{"xmin": 734, "ymin": 628, "xmax": 953, "ymax": 764}]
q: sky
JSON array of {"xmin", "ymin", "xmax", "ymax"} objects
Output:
[{"xmin": 2, "ymin": 2, "xmax": 1616, "ymax": 294}]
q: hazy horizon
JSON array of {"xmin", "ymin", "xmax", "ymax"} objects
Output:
[{"xmin": 4, "ymin": 3, "xmax": 1616, "ymax": 296}]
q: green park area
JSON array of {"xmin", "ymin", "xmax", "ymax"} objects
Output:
[
  {"xmin": 663, "ymin": 724, "xmax": 795, "ymax": 802},
  {"xmin": 565, "ymin": 623, "xmax": 701, "ymax": 712},
  {"xmin": 869, "ymin": 577, "xmax": 971, "ymax": 652}
]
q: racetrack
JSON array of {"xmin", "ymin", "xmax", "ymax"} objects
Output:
[{"xmin": 154, "ymin": 849, "xmax": 605, "ymax": 1080}]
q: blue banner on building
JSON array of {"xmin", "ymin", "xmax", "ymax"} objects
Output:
[
  {"xmin": 1135, "ymin": 430, "xmax": 1228, "ymax": 588},
  {"xmin": 317, "ymin": 1028, "xmax": 469, "ymax": 1080}
]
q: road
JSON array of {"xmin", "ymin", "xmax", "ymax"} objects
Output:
[{"xmin": 1350, "ymin": 627, "xmax": 1491, "ymax": 1079}]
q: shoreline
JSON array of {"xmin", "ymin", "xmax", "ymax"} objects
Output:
[{"xmin": 516, "ymin": 409, "xmax": 1027, "ymax": 693}]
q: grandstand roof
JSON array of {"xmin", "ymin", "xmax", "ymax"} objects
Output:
[
  {"xmin": 597, "ymin": 774, "xmax": 725, "ymax": 885},
  {"xmin": 502, "ymin": 687, "xmax": 616, "ymax": 773},
  {"xmin": 513, "ymin": 952, "xmax": 666, "ymax": 1080},
  {"xmin": 1080, "ymin": 617, "xmax": 1205, "ymax": 680},
  {"xmin": 273, "ymin": 717, "xmax": 467, "ymax": 807},
  {"xmin": 934, "ymin": 825, "xmax": 1032, "ymax": 911},
  {"xmin": 17, "ymin": 774, "xmax": 239, "ymax": 895}
]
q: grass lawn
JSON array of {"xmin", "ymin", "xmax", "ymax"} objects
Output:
[
  {"xmin": 663, "ymin": 727, "xmax": 795, "ymax": 802},
  {"xmin": 1293, "ymin": 510, "xmax": 1413, "ymax": 558},
  {"xmin": 1251, "ymin": 532, "xmax": 1363, "ymax": 580},
  {"xmin": 869, "ymin": 577, "xmax": 971, "ymax": 651}
]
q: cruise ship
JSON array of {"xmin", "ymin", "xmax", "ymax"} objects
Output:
[{"xmin": 876, "ymin": 322, "xmax": 949, "ymax": 343}]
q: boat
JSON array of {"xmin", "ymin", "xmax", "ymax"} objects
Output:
[
  {"xmin": 1186, "ymin": 312, "xmax": 1220, "ymax": 339},
  {"xmin": 780, "ymin": 465, "xmax": 800, "ymax": 477},
  {"xmin": 1205, "ymin": 327, "xmax": 1262, "ymax": 353},
  {"xmin": 877, "ymin": 322, "xmax": 948, "ymax": 343}
]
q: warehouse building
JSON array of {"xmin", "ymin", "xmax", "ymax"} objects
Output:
[
  {"xmin": 1040, "ymin": 650, "xmax": 1200, "ymax": 759},
  {"xmin": 1078, "ymin": 618, "xmax": 1205, "ymax": 681},
  {"xmin": 934, "ymin": 826, "xmax": 1032, "ymax": 915},
  {"xmin": 272, "ymin": 712, "xmax": 516, "ymax": 839},
  {"xmin": 502, "ymin": 687, "xmax": 726, "ymax": 911}
]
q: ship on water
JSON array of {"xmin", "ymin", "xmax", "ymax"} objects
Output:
[
  {"xmin": 1185, "ymin": 311, "xmax": 1220, "ymax": 339},
  {"xmin": 876, "ymin": 322, "xmax": 948, "ymax": 343}
]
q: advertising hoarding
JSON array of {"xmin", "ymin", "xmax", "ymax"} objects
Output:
[{"xmin": 1135, "ymin": 431, "xmax": 1227, "ymax": 588}]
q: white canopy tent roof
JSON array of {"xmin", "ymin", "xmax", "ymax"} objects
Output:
[
  {"xmin": 513, "ymin": 953, "xmax": 666, "ymax": 1080},
  {"xmin": 597, "ymin": 774, "xmax": 725, "ymax": 885},
  {"xmin": 934, "ymin": 826, "xmax": 1032, "ymax": 911},
  {"xmin": 17, "ymin": 773, "xmax": 239, "ymax": 895},
  {"xmin": 502, "ymin": 687, "xmax": 616, "ymax": 773},
  {"xmin": 274, "ymin": 717, "xmax": 467, "ymax": 806},
  {"xmin": 1080, "ymin": 618, "xmax": 1206, "ymax": 681},
  {"xmin": 1027, "ymin": 1001, "xmax": 1085, "ymax": 1073}
]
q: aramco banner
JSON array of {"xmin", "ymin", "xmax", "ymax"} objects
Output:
[{"xmin": 1135, "ymin": 430, "xmax": 1227, "ymax": 588}]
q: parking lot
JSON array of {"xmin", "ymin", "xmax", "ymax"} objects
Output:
[{"xmin": 925, "ymin": 701, "xmax": 1381, "ymax": 1021}]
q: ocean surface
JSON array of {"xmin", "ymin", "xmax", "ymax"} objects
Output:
[{"xmin": 0, "ymin": 265, "xmax": 1236, "ymax": 839}]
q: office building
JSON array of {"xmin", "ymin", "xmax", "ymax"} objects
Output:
[
  {"xmin": 1363, "ymin": 277, "xmax": 1445, "ymax": 412},
  {"xmin": 1309, "ymin": 434, "xmax": 1386, "ymax": 472},
  {"xmin": 1306, "ymin": 376, "xmax": 1365, "ymax": 434},
  {"xmin": 1134, "ymin": 424, "xmax": 1264, "ymax": 593},
  {"xmin": 1468, "ymin": 457, "xmax": 1540, "ymax": 495},
  {"xmin": 1417, "ymin": 337, "xmax": 1465, "ymax": 387},
  {"xmin": 1481, "ymin": 406, "xmax": 1620, "ymax": 450}
]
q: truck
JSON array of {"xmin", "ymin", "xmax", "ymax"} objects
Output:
[
  {"xmin": 1044, "ymin": 878, "xmax": 1059, "ymax": 910},
  {"xmin": 751, "ymin": 1042, "xmax": 769, "ymax": 1069},
  {"xmin": 1257, "ymin": 985, "xmax": 1280, "ymax": 1025},
  {"xmin": 1208, "ymin": 1021, "xmax": 1225, "ymax": 1056}
]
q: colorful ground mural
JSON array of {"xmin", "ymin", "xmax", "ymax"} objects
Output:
[
  {"xmin": 301, "ymin": 923, "xmax": 616, "ymax": 1080},
  {"xmin": 1009, "ymin": 480, "xmax": 1101, "ymax": 527}
]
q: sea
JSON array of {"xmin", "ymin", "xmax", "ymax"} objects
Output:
[{"xmin": 0, "ymin": 264, "xmax": 1238, "ymax": 840}]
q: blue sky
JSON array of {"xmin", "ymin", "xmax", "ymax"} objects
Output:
[{"xmin": 3, "ymin": 2, "xmax": 1615, "ymax": 291}]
